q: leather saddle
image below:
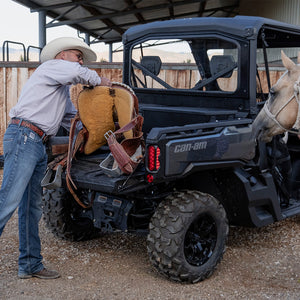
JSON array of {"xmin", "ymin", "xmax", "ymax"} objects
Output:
[
  {"xmin": 66, "ymin": 82, "xmax": 144, "ymax": 208},
  {"xmin": 77, "ymin": 83, "xmax": 139, "ymax": 155}
]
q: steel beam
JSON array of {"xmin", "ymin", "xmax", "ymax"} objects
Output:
[{"xmin": 39, "ymin": 10, "xmax": 46, "ymax": 48}]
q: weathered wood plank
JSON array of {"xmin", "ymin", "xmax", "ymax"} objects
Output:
[
  {"xmin": 5, "ymin": 68, "xmax": 18, "ymax": 126},
  {"xmin": 177, "ymin": 70, "xmax": 190, "ymax": 89},
  {"xmin": 165, "ymin": 70, "xmax": 178, "ymax": 88},
  {"xmin": 17, "ymin": 68, "xmax": 29, "ymax": 98}
]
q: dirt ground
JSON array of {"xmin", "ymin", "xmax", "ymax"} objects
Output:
[{"xmin": 0, "ymin": 171, "xmax": 299, "ymax": 299}]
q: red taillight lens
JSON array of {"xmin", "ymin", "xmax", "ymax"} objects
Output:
[
  {"xmin": 147, "ymin": 145, "xmax": 161, "ymax": 172},
  {"xmin": 147, "ymin": 174, "xmax": 154, "ymax": 183},
  {"xmin": 148, "ymin": 146, "xmax": 156, "ymax": 171},
  {"xmin": 156, "ymin": 147, "xmax": 160, "ymax": 170}
]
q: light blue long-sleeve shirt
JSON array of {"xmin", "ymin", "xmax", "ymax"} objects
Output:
[{"xmin": 9, "ymin": 59, "xmax": 101, "ymax": 135}]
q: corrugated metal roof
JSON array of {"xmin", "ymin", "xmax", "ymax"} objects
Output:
[{"xmin": 12, "ymin": 0, "xmax": 240, "ymax": 44}]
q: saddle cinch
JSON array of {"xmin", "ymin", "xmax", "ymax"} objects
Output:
[{"xmin": 42, "ymin": 82, "xmax": 144, "ymax": 208}]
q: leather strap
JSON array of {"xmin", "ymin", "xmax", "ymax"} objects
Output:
[
  {"xmin": 66, "ymin": 114, "xmax": 91, "ymax": 209},
  {"xmin": 106, "ymin": 115, "xmax": 144, "ymax": 174},
  {"xmin": 47, "ymin": 153, "xmax": 68, "ymax": 170}
]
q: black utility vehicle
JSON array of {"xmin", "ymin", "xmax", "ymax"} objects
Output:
[{"xmin": 43, "ymin": 16, "xmax": 300, "ymax": 283}]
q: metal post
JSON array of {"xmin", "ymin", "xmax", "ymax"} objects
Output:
[
  {"xmin": 39, "ymin": 11, "xmax": 46, "ymax": 49},
  {"xmin": 85, "ymin": 33, "xmax": 90, "ymax": 45},
  {"xmin": 109, "ymin": 43, "xmax": 113, "ymax": 62}
]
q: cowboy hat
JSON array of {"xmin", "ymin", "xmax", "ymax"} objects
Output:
[{"xmin": 40, "ymin": 37, "xmax": 97, "ymax": 63}]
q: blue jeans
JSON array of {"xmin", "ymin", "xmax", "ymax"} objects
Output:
[{"xmin": 0, "ymin": 124, "xmax": 47, "ymax": 275}]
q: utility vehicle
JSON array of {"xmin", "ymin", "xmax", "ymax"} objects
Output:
[{"xmin": 43, "ymin": 16, "xmax": 300, "ymax": 283}]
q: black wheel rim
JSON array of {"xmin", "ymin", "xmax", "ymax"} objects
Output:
[{"xmin": 184, "ymin": 213, "xmax": 218, "ymax": 266}]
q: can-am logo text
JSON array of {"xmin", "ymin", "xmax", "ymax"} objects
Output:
[{"xmin": 174, "ymin": 141, "xmax": 208, "ymax": 153}]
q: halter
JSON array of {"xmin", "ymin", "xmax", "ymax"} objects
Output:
[{"xmin": 263, "ymin": 74, "xmax": 300, "ymax": 134}]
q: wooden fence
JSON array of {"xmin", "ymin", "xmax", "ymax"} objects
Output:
[{"xmin": 0, "ymin": 61, "xmax": 284, "ymax": 154}]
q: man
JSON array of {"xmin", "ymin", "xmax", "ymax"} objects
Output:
[{"xmin": 0, "ymin": 37, "xmax": 111, "ymax": 279}]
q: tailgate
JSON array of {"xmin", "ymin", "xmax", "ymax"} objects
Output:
[{"xmin": 145, "ymin": 119, "xmax": 255, "ymax": 179}]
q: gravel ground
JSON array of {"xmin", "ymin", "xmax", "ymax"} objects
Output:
[{"xmin": 0, "ymin": 171, "xmax": 299, "ymax": 300}]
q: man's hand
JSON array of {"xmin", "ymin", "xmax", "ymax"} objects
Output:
[{"xmin": 99, "ymin": 77, "xmax": 112, "ymax": 87}]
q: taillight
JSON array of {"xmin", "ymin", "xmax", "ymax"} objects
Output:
[
  {"xmin": 147, "ymin": 145, "xmax": 161, "ymax": 172},
  {"xmin": 155, "ymin": 147, "xmax": 160, "ymax": 170}
]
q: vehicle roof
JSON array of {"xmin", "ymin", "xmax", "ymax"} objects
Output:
[{"xmin": 123, "ymin": 15, "xmax": 300, "ymax": 44}]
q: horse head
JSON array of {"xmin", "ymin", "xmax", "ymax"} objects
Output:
[{"xmin": 252, "ymin": 51, "xmax": 300, "ymax": 142}]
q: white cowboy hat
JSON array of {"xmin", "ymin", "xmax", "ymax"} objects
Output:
[{"xmin": 40, "ymin": 37, "xmax": 97, "ymax": 63}]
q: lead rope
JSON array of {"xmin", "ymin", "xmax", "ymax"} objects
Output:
[{"xmin": 263, "ymin": 78, "xmax": 300, "ymax": 134}]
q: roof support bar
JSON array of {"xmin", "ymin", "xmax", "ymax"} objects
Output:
[
  {"xmin": 39, "ymin": 10, "xmax": 46, "ymax": 48},
  {"xmin": 109, "ymin": 43, "xmax": 112, "ymax": 62},
  {"xmin": 85, "ymin": 33, "xmax": 91, "ymax": 46}
]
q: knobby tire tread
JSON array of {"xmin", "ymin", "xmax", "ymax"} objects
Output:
[
  {"xmin": 42, "ymin": 188, "xmax": 99, "ymax": 241},
  {"xmin": 147, "ymin": 190, "xmax": 228, "ymax": 283}
]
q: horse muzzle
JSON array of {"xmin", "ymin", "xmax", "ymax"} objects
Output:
[{"xmin": 251, "ymin": 108, "xmax": 281, "ymax": 143}]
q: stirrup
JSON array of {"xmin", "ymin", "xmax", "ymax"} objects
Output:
[{"xmin": 41, "ymin": 164, "xmax": 63, "ymax": 189}]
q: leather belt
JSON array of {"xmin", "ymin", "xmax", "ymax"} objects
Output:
[{"xmin": 10, "ymin": 118, "xmax": 48, "ymax": 143}]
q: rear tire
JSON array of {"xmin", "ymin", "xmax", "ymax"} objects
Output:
[
  {"xmin": 42, "ymin": 187, "xmax": 99, "ymax": 241},
  {"xmin": 147, "ymin": 190, "xmax": 228, "ymax": 283}
]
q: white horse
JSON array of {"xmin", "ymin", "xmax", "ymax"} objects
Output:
[{"xmin": 252, "ymin": 51, "xmax": 300, "ymax": 142}]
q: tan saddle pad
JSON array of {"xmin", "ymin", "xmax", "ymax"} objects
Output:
[{"xmin": 77, "ymin": 84, "xmax": 137, "ymax": 155}]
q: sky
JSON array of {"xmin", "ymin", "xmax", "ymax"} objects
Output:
[{"xmin": 0, "ymin": 0, "xmax": 109, "ymax": 54}]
